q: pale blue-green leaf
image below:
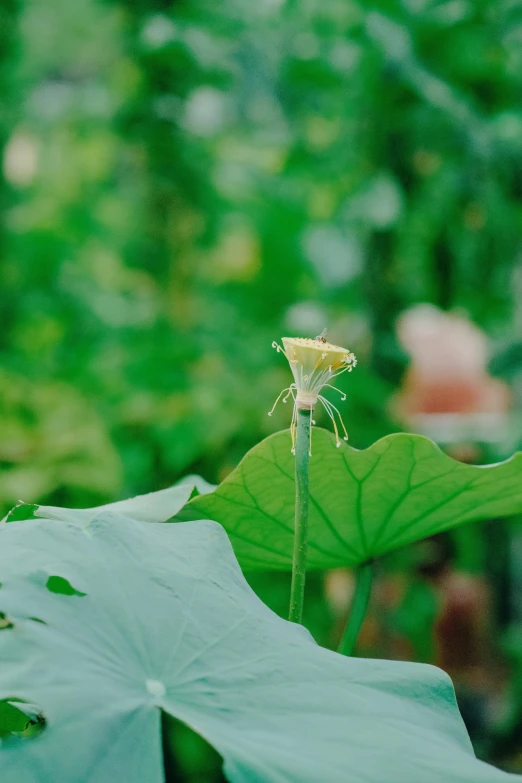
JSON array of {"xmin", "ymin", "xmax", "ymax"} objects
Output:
[
  {"xmin": 0, "ymin": 513, "xmax": 518, "ymax": 782},
  {"xmin": 174, "ymin": 474, "xmax": 217, "ymax": 497}
]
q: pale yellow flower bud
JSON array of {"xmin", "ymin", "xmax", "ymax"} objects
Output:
[{"xmin": 269, "ymin": 334, "xmax": 357, "ymax": 453}]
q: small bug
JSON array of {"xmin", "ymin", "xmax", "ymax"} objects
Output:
[{"xmin": 315, "ymin": 328, "xmax": 328, "ymax": 343}]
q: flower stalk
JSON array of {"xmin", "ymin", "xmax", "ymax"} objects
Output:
[
  {"xmin": 288, "ymin": 408, "xmax": 311, "ymax": 624},
  {"xmin": 269, "ymin": 333, "xmax": 357, "ymax": 625}
]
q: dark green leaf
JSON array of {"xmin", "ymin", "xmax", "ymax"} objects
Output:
[{"xmin": 177, "ymin": 429, "xmax": 522, "ymax": 570}]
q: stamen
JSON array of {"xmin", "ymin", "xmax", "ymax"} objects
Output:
[
  {"xmin": 319, "ymin": 396, "xmax": 342, "ymax": 447},
  {"xmin": 283, "ymin": 386, "xmax": 295, "ymax": 403},
  {"xmin": 327, "ymin": 366, "xmax": 352, "ymax": 382},
  {"xmin": 272, "ymin": 341, "xmax": 290, "ymax": 361},
  {"xmin": 323, "ymin": 396, "xmax": 350, "ymax": 441},
  {"xmin": 313, "ymin": 353, "xmax": 326, "ymax": 371},
  {"xmin": 323, "ymin": 384, "xmax": 347, "ymax": 401},
  {"xmin": 268, "ymin": 387, "xmax": 292, "ymax": 416},
  {"xmin": 320, "ymin": 396, "xmax": 349, "ymax": 443}
]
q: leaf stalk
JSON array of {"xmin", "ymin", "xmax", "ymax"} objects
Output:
[{"xmin": 338, "ymin": 561, "xmax": 374, "ymax": 656}]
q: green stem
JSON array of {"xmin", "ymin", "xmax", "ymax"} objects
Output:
[
  {"xmin": 288, "ymin": 408, "xmax": 311, "ymax": 624},
  {"xmin": 338, "ymin": 561, "xmax": 374, "ymax": 656}
]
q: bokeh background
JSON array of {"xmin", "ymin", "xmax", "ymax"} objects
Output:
[{"xmin": 3, "ymin": 0, "xmax": 522, "ymax": 777}]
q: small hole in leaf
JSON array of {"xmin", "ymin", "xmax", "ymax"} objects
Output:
[
  {"xmin": 0, "ymin": 699, "xmax": 47, "ymax": 741},
  {"xmin": 161, "ymin": 712, "xmax": 226, "ymax": 783},
  {"xmin": 0, "ymin": 612, "xmax": 14, "ymax": 630},
  {"xmin": 46, "ymin": 576, "xmax": 86, "ymax": 597},
  {"xmin": 5, "ymin": 503, "xmax": 39, "ymax": 524}
]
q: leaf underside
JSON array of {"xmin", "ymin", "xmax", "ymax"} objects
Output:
[
  {"xmin": 2, "ymin": 482, "xmax": 200, "ymax": 526},
  {"xmin": 175, "ymin": 429, "xmax": 522, "ymax": 570}
]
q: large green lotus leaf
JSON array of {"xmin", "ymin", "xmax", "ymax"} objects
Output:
[
  {"xmin": 175, "ymin": 429, "xmax": 522, "ymax": 570},
  {"xmin": 0, "ymin": 514, "xmax": 518, "ymax": 783},
  {"xmin": 2, "ymin": 482, "xmax": 199, "ymax": 525}
]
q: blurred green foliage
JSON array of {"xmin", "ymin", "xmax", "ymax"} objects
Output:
[{"xmin": 4, "ymin": 0, "xmax": 522, "ymax": 516}]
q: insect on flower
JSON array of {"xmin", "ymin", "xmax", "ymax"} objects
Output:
[{"xmin": 269, "ymin": 332, "xmax": 357, "ymax": 454}]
